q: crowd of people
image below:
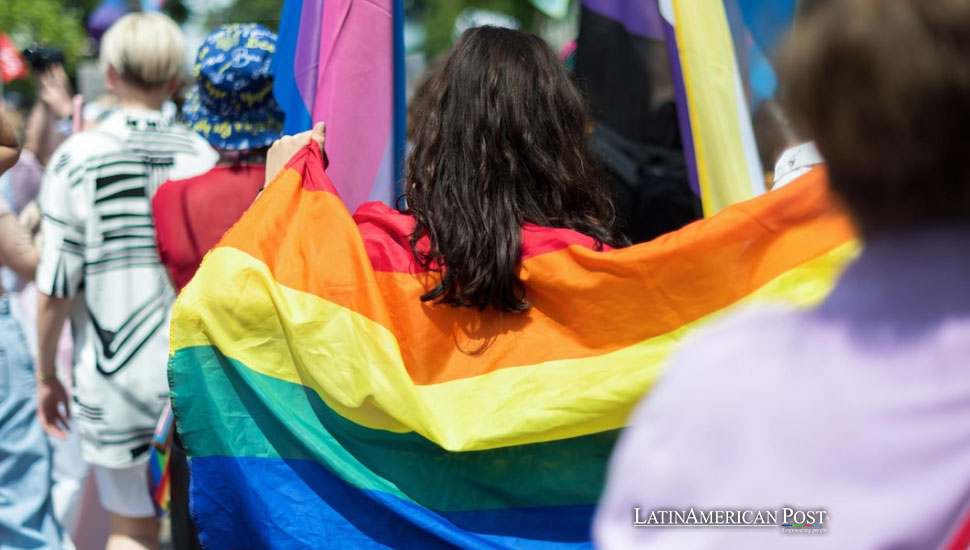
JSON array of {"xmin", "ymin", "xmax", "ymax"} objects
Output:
[
  {"xmin": 2, "ymin": 13, "xmax": 282, "ymax": 549},
  {"xmin": 1, "ymin": 0, "xmax": 969, "ymax": 548}
]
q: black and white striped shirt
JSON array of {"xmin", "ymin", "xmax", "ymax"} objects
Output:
[{"xmin": 37, "ymin": 109, "xmax": 217, "ymax": 468}]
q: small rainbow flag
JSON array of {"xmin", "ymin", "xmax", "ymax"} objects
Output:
[
  {"xmin": 147, "ymin": 400, "xmax": 173, "ymax": 515},
  {"xmin": 170, "ymin": 144, "xmax": 856, "ymax": 548}
]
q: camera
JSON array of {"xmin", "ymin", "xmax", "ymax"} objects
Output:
[{"xmin": 21, "ymin": 44, "xmax": 65, "ymax": 72}]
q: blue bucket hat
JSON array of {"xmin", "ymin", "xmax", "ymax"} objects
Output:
[{"xmin": 183, "ymin": 24, "xmax": 284, "ymax": 151}]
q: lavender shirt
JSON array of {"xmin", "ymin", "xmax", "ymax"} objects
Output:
[{"xmin": 594, "ymin": 226, "xmax": 970, "ymax": 550}]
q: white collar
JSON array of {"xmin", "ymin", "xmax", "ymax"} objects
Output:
[{"xmin": 773, "ymin": 142, "xmax": 824, "ymax": 189}]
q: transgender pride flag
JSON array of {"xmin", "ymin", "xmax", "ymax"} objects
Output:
[{"xmin": 273, "ymin": 0, "xmax": 406, "ymax": 212}]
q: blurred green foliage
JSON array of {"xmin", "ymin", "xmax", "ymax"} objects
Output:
[
  {"xmin": 0, "ymin": 0, "xmax": 90, "ymax": 69},
  {"xmin": 0, "ymin": 0, "xmax": 189, "ymax": 71},
  {"xmin": 420, "ymin": 0, "xmax": 536, "ymax": 57},
  {"xmin": 206, "ymin": 0, "xmax": 283, "ymax": 32},
  {"xmin": 0, "ymin": 0, "xmax": 539, "ymax": 99},
  {"xmin": 201, "ymin": 0, "xmax": 538, "ymax": 58}
]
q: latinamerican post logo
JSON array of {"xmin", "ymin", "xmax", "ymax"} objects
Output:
[{"xmin": 633, "ymin": 507, "xmax": 828, "ymax": 534}]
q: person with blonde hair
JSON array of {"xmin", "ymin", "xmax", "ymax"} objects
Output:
[
  {"xmin": 35, "ymin": 12, "xmax": 216, "ymax": 550},
  {"xmin": 595, "ymin": 0, "xmax": 970, "ymax": 548}
]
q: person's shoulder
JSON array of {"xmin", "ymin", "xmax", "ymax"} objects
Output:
[
  {"xmin": 55, "ymin": 127, "xmax": 126, "ymax": 157},
  {"xmin": 677, "ymin": 305, "xmax": 802, "ymax": 361},
  {"xmin": 354, "ymin": 203, "xmax": 414, "ymax": 239},
  {"xmin": 598, "ymin": 306, "xmax": 814, "ymax": 536},
  {"xmin": 159, "ymin": 164, "xmax": 222, "ymax": 187},
  {"xmin": 353, "ymin": 201, "xmax": 401, "ymax": 221},
  {"xmin": 45, "ymin": 129, "xmax": 125, "ymax": 181},
  {"xmin": 170, "ymin": 123, "xmax": 217, "ymax": 153},
  {"xmin": 155, "ymin": 165, "xmax": 249, "ymax": 207},
  {"xmin": 609, "ymin": 305, "xmax": 815, "ymax": 510},
  {"xmin": 161, "ymin": 123, "xmax": 217, "ymax": 160},
  {"xmin": 641, "ymin": 305, "xmax": 809, "ymax": 416},
  {"xmin": 353, "ymin": 203, "xmax": 419, "ymax": 272},
  {"xmin": 154, "ymin": 172, "xmax": 195, "ymax": 204},
  {"xmin": 164, "ymin": 124, "xmax": 218, "ymax": 179},
  {"xmin": 521, "ymin": 224, "xmax": 613, "ymax": 258}
]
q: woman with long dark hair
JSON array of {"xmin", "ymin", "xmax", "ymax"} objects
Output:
[
  {"xmin": 268, "ymin": 26, "xmax": 626, "ymax": 314},
  {"xmin": 404, "ymin": 26, "xmax": 626, "ymax": 311}
]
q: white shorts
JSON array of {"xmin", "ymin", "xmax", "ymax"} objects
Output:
[{"xmin": 92, "ymin": 464, "xmax": 156, "ymax": 518}]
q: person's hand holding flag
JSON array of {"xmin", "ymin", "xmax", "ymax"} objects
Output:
[{"xmin": 265, "ymin": 121, "xmax": 326, "ymax": 187}]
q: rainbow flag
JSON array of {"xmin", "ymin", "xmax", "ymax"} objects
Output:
[
  {"xmin": 147, "ymin": 448, "xmax": 170, "ymax": 514},
  {"xmin": 272, "ymin": 0, "xmax": 406, "ymax": 212},
  {"xmin": 170, "ymin": 143, "xmax": 856, "ymax": 548},
  {"xmin": 147, "ymin": 400, "xmax": 173, "ymax": 515}
]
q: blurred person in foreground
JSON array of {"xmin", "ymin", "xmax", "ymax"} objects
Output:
[
  {"xmin": 0, "ymin": 109, "xmax": 63, "ymax": 548},
  {"xmin": 151, "ymin": 22, "xmax": 284, "ymax": 549},
  {"xmin": 594, "ymin": 1, "xmax": 970, "ymax": 549},
  {"xmin": 34, "ymin": 13, "xmax": 217, "ymax": 550},
  {"xmin": 0, "ymin": 94, "xmax": 84, "ymax": 546}
]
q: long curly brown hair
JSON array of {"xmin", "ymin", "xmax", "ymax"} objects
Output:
[{"xmin": 404, "ymin": 26, "xmax": 625, "ymax": 313}]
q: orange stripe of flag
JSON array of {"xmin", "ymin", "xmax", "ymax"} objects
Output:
[{"xmin": 221, "ymin": 149, "xmax": 853, "ymax": 384}]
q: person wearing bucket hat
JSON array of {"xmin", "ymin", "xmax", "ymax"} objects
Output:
[
  {"xmin": 150, "ymin": 23, "xmax": 285, "ymax": 550},
  {"xmin": 154, "ymin": 23, "xmax": 284, "ymax": 290},
  {"xmin": 181, "ymin": 23, "xmax": 284, "ymax": 152}
]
